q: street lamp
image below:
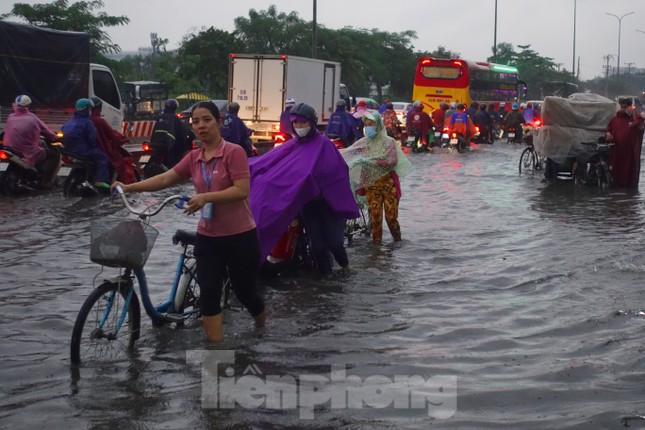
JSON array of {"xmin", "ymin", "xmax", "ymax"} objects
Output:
[
  {"xmin": 312, "ymin": 0, "xmax": 317, "ymax": 58},
  {"xmin": 572, "ymin": 0, "xmax": 576, "ymax": 82},
  {"xmin": 605, "ymin": 11, "xmax": 635, "ymax": 82},
  {"xmin": 493, "ymin": 0, "xmax": 498, "ymax": 62}
]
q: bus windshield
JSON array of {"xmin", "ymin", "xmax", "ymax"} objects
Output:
[{"xmin": 412, "ymin": 58, "xmax": 521, "ymax": 112}]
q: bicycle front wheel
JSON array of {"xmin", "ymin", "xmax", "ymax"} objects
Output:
[
  {"xmin": 519, "ymin": 148, "xmax": 535, "ymax": 174},
  {"xmin": 70, "ymin": 281, "xmax": 141, "ymax": 365}
]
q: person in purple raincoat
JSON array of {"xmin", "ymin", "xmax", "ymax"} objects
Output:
[{"xmin": 249, "ymin": 102, "xmax": 360, "ymax": 276}]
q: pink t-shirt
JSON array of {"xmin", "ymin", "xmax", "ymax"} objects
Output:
[{"xmin": 173, "ymin": 139, "xmax": 256, "ymax": 237}]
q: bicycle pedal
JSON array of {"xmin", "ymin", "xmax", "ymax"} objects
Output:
[{"xmin": 164, "ymin": 313, "xmax": 185, "ymax": 323}]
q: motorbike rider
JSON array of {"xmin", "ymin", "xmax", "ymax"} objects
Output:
[
  {"xmin": 150, "ymin": 99, "xmax": 189, "ymax": 168},
  {"xmin": 325, "ymin": 99, "xmax": 357, "ymax": 148},
  {"xmin": 447, "ymin": 103, "xmax": 477, "ymax": 143},
  {"xmin": 497, "ymin": 102, "xmax": 508, "ymax": 122},
  {"xmin": 432, "ymin": 102, "xmax": 449, "ymax": 131},
  {"xmin": 381, "ymin": 102, "xmax": 403, "ymax": 141},
  {"xmin": 2, "ymin": 95, "xmax": 61, "ymax": 188},
  {"xmin": 61, "ymin": 98, "xmax": 111, "ymax": 188},
  {"xmin": 406, "ymin": 100, "xmax": 435, "ymax": 147},
  {"xmin": 501, "ymin": 103, "xmax": 525, "ymax": 139},
  {"xmin": 221, "ymin": 102, "xmax": 254, "ymax": 157},
  {"xmin": 465, "ymin": 101, "xmax": 479, "ymax": 119},
  {"xmin": 472, "ymin": 103, "xmax": 493, "ymax": 143},
  {"xmin": 522, "ymin": 102, "xmax": 536, "ymax": 123},
  {"xmin": 444, "ymin": 102, "xmax": 458, "ymax": 124},
  {"xmin": 89, "ymin": 96, "xmax": 136, "ymax": 184}
]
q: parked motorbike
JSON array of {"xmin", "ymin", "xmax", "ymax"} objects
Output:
[
  {"xmin": 544, "ymin": 138, "xmax": 613, "ymax": 188},
  {"xmin": 0, "ymin": 134, "xmax": 62, "ymax": 196},
  {"xmin": 325, "ymin": 134, "xmax": 348, "ymax": 150}
]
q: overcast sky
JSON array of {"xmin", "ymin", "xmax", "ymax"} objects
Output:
[{"xmin": 7, "ymin": 0, "xmax": 645, "ymax": 81}]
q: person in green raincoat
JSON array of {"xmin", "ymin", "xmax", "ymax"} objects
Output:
[{"xmin": 340, "ymin": 112, "xmax": 413, "ymax": 245}]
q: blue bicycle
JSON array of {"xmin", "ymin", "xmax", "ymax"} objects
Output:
[{"xmin": 70, "ymin": 187, "xmax": 231, "ymax": 365}]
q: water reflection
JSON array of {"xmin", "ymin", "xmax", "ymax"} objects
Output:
[{"xmin": 2, "ymin": 144, "xmax": 645, "ymax": 429}]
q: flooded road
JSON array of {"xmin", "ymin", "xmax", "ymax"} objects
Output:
[{"xmin": 2, "ymin": 142, "xmax": 645, "ymax": 429}]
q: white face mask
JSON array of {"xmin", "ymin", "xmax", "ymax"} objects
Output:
[{"xmin": 294, "ymin": 126, "xmax": 311, "ymax": 137}]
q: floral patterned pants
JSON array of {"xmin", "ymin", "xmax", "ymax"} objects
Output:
[{"xmin": 365, "ymin": 174, "xmax": 401, "ymax": 244}]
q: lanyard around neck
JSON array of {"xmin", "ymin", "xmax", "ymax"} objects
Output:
[{"xmin": 200, "ymin": 158, "xmax": 219, "ymax": 192}]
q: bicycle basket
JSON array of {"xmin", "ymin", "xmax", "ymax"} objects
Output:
[{"xmin": 89, "ymin": 216, "xmax": 158, "ymax": 269}]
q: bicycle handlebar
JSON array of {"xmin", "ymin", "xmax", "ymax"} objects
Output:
[{"xmin": 114, "ymin": 185, "xmax": 190, "ymax": 219}]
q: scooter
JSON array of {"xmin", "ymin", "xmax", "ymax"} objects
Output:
[
  {"xmin": 448, "ymin": 131, "xmax": 469, "ymax": 153},
  {"xmin": 260, "ymin": 217, "xmax": 315, "ymax": 277},
  {"xmin": 0, "ymin": 134, "xmax": 62, "ymax": 196},
  {"xmin": 59, "ymin": 152, "xmax": 104, "ymax": 197}
]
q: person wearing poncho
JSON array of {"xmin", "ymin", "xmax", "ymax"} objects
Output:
[
  {"xmin": 340, "ymin": 112, "xmax": 413, "ymax": 245},
  {"xmin": 249, "ymin": 103, "xmax": 360, "ymax": 275}
]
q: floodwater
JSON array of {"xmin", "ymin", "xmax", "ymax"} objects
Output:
[{"xmin": 2, "ymin": 142, "xmax": 645, "ymax": 430}]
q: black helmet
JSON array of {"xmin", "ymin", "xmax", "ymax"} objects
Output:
[
  {"xmin": 290, "ymin": 102, "xmax": 318, "ymax": 124},
  {"xmin": 164, "ymin": 98, "xmax": 179, "ymax": 112},
  {"xmin": 90, "ymin": 96, "xmax": 102, "ymax": 110}
]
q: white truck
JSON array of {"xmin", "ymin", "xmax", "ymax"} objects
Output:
[
  {"xmin": 0, "ymin": 21, "xmax": 123, "ymax": 135},
  {"xmin": 228, "ymin": 54, "xmax": 344, "ymax": 143}
]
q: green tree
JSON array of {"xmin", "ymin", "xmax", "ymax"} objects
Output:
[
  {"xmin": 416, "ymin": 46, "xmax": 461, "ymax": 60},
  {"xmin": 176, "ymin": 27, "xmax": 245, "ymax": 99},
  {"xmin": 233, "ymin": 5, "xmax": 310, "ymax": 55},
  {"xmin": 1, "ymin": 0, "xmax": 129, "ymax": 58}
]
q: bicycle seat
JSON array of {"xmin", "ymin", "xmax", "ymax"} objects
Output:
[{"xmin": 172, "ymin": 229, "xmax": 196, "ymax": 246}]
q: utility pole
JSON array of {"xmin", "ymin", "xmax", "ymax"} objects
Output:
[
  {"xmin": 312, "ymin": 0, "xmax": 317, "ymax": 58},
  {"xmin": 493, "ymin": 0, "xmax": 498, "ymax": 62},
  {"xmin": 603, "ymin": 54, "xmax": 614, "ymax": 97},
  {"xmin": 625, "ymin": 62, "xmax": 635, "ymax": 75},
  {"xmin": 572, "ymin": 0, "xmax": 577, "ymax": 82}
]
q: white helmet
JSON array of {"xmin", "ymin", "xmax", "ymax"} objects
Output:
[
  {"xmin": 285, "ymin": 97, "xmax": 296, "ymax": 108},
  {"xmin": 15, "ymin": 95, "xmax": 32, "ymax": 107}
]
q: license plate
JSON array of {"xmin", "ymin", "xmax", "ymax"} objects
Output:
[
  {"xmin": 0, "ymin": 162, "xmax": 8, "ymax": 172},
  {"xmin": 139, "ymin": 155, "xmax": 150, "ymax": 163},
  {"xmin": 442, "ymin": 134, "xmax": 449, "ymax": 140},
  {"xmin": 58, "ymin": 166, "xmax": 71, "ymax": 176},
  {"xmin": 508, "ymin": 133, "xmax": 515, "ymax": 138},
  {"xmin": 434, "ymin": 132, "xmax": 441, "ymax": 138},
  {"xmin": 450, "ymin": 138, "xmax": 458, "ymax": 144}
]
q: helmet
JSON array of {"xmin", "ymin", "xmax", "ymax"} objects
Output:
[
  {"xmin": 164, "ymin": 98, "xmax": 178, "ymax": 112},
  {"xmin": 75, "ymin": 98, "xmax": 94, "ymax": 111},
  {"xmin": 336, "ymin": 99, "xmax": 347, "ymax": 107},
  {"xmin": 499, "ymin": 102, "xmax": 506, "ymax": 107},
  {"xmin": 285, "ymin": 97, "xmax": 296, "ymax": 108},
  {"xmin": 456, "ymin": 103, "xmax": 466, "ymax": 111},
  {"xmin": 15, "ymin": 95, "xmax": 32, "ymax": 107},
  {"xmin": 290, "ymin": 102, "xmax": 318, "ymax": 124},
  {"xmin": 512, "ymin": 103, "xmax": 519, "ymax": 110},
  {"xmin": 480, "ymin": 103, "xmax": 487, "ymax": 110},
  {"xmin": 386, "ymin": 102, "xmax": 393, "ymax": 110},
  {"xmin": 440, "ymin": 102, "xmax": 448, "ymax": 109},
  {"xmin": 89, "ymin": 96, "xmax": 102, "ymax": 109},
  {"xmin": 450, "ymin": 102, "xmax": 457, "ymax": 109}
]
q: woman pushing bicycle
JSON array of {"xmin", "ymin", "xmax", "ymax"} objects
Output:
[{"xmin": 111, "ymin": 100, "xmax": 266, "ymax": 342}]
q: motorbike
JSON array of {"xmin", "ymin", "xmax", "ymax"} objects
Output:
[
  {"xmin": 325, "ymin": 134, "xmax": 348, "ymax": 150},
  {"xmin": 448, "ymin": 131, "xmax": 469, "ymax": 153},
  {"xmin": 544, "ymin": 138, "xmax": 613, "ymax": 188},
  {"xmin": 505, "ymin": 126, "xmax": 523, "ymax": 144},
  {"xmin": 260, "ymin": 217, "xmax": 315, "ymax": 277},
  {"xmin": 405, "ymin": 128, "xmax": 429, "ymax": 153},
  {"xmin": 0, "ymin": 134, "xmax": 62, "ymax": 196}
]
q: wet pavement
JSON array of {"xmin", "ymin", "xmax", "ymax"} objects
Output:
[{"xmin": 2, "ymin": 141, "xmax": 645, "ymax": 429}]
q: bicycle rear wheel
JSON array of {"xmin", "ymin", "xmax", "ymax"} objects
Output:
[
  {"xmin": 519, "ymin": 147, "xmax": 535, "ymax": 174},
  {"xmin": 70, "ymin": 280, "xmax": 141, "ymax": 365}
]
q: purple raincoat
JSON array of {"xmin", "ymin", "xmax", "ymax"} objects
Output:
[{"xmin": 249, "ymin": 131, "xmax": 360, "ymax": 261}]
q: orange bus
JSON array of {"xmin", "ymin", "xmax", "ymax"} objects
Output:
[{"xmin": 412, "ymin": 57, "xmax": 526, "ymax": 112}]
